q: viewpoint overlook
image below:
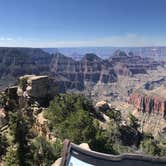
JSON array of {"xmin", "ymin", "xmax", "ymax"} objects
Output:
[
  {"xmin": 0, "ymin": 0, "xmax": 166, "ymax": 165},
  {"xmin": 0, "ymin": 47, "xmax": 165, "ymax": 165}
]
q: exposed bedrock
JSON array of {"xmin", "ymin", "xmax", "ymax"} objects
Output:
[
  {"xmin": 17, "ymin": 75, "xmax": 56, "ymax": 106},
  {"xmin": 129, "ymin": 92, "xmax": 166, "ymax": 117},
  {"xmin": 0, "ymin": 47, "xmax": 164, "ymax": 93},
  {"xmin": 50, "ymin": 53, "xmax": 118, "ymax": 90}
]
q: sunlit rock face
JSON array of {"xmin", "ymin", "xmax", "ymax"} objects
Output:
[
  {"xmin": 129, "ymin": 86, "xmax": 166, "ymax": 117},
  {"xmin": 17, "ymin": 75, "xmax": 56, "ymax": 106},
  {"xmin": 50, "ymin": 53, "xmax": 118, "ymax": 91},
  {"xmin": 110, "ymin": 50, "xmax": 160, "ymax": 75},
  {"xmin": 95, "ymin": 101, "xmax": 110, "ymax": 111},
  {"xmin": 50, "ymin": 53, "xmax": 85, "ymax": 91},
  {"xmin": 0, "ymin": 47, "xmax": 163, "ymax": 93},
  {"xmin": 0, "ymin": 48, "xmax": 164, "ymax": 101},
  {"xmin": 26, "ymin": 75, "xmax": 53, "ymax": 98}
]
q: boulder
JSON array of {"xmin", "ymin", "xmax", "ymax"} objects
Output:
[{"xmin": 95, "ymin": 101, "xmax": 110, "ymax": 111}]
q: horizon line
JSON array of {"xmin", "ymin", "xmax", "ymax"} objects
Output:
[{"xmin": 0, "ymin": 45, "xmax": 166, "ymax": 49}]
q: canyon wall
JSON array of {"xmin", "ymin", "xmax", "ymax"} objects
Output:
[
  {"xmin": 0, "ymin": 47, "xmax": 164, "ymax": 94},
  {"xmin": 129, "ymin": 91, "xmax": 166, "ymax": 117}
]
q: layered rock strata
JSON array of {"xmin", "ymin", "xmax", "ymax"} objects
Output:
[
  {"xmin": 129, "ymin": 87, "xmax": 166, "ymax": 117},
  {"xmin": 17, "ymin": 75, "xmax": 56, "ymax": 106}
]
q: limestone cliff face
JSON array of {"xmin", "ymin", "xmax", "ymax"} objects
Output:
[
  {"xmin": 81, "ymin": 54, "xmax": 117, "ymax": 83},
  {"xmin": 17, "ymin": 75, "xmax": 56, "ymax": 106},
  {"xmin": 0, "ymin": 47, "xmax": 53, "ymax": 78},
  {"xmin": 50, "ymin": 53, "xmax": 84, "ymax": 90},
  {"xmin": 129, "ymin": 91, "xmax": 166, "ymax": 117},
  {"xmin": 50, "ymin": 53, "xmax": 117, "ymax": 91},
  {"xmin": 110, "ymin": 50, "xmax": 160, "ymax": 75},
  {"xmin": 0, "ymin": 48, "xmax": 163, "ymax": 94},
  {"xmin": 50, "ymin": 51, "xmax": 163, "ymax": 95}
]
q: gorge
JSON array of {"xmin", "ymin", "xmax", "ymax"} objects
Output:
[{"xmin": 0, "ymin": 47, "xmax": 165, "ymax": 137}]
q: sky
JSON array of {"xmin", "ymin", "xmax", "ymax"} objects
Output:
[{"xmin": 0, "ymin": 0, "xmax": 166, "ymax": 47}]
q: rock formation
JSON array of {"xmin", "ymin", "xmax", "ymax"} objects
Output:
[
  {"xmin": 17, "ymin": 75, "xmax": 56, "ymax": 106},
  {"xmin": 129, "ymin": 86, "xmax": 166, "ymax": 117},
  {"xmin": 0, "ymin": 47, "xmax": 53, "ymax": 78},
  {"xmin": 50, "ymin": 53, "xmax": 117, "ymax": 91},
  {"xmin": 95, "ymin": 101, "xmax": 111, "ymax": 111},
  {"xmin": 0, "ymin": 47, "xmax": 164, "ymax": 99},
  {"xmin": 144, "ymin": 77, "xmax": 166, "ymax": 90},
  {"xmin": 110, "ymin": 50, "xmax": 160, "ymax": 75}
]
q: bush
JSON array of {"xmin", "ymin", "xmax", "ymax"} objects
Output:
[
  {"xmin": 91, "ymin": 129, "xmax": 118, "ymax": 154},
  {"xmin": 159, "ymin": 146, "xmax": 166, "ymax": 156},
  {"xmin": 3, "ymin": 146, "xmax": 19, "ymax": 166},
  {"xmin": 30, "ymin": 136, "xmax": 62, "ymax": 165},
  {"xmin": 55, "ymin": 110, "xmax": 97, "ymax": 144},
  {"xmin": 105, "ymin": 108, "xmax": 121, "ymax": 123},
  {"xmin": 0, "ymin": 134, "xmax": 8, "ymax": 156},
  {"xmin": 18, "ymin": 77, "xmax": 27, "ymax": 90},
  {"xmin": 128, "ymin": 112, "xmax": 140, "ymax": 130},
  {"xmin": 45, "ymin": 94, "xmax": 116, "ymax": 154},
  {"xmin": 140, "ymin": 138, "xmax": 160, "ymax": 156}
]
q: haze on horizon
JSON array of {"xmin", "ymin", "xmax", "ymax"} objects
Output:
[{"xmin": 0, "ymin": 0, "xmax": 166, "ymax": 47}]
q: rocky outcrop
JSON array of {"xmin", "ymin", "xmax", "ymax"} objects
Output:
[
  {"xmin": 17, "ymin": 75, "xmax": 56, "ymax": 106},
  {"xmin": 26, "ymin": 76, "xmax": 54, "ymax": 98},
  {"xmin": 129, "ymin": 89, "xmax": 166, "ymax": 117},
  {"xmin": 132, "ymin": 110, "xmax": 166, "ymax": 138},
  {"xmin": 95, "ymin": 101, "xmax": 111, "ymax": 111},
  {"xmin": 81, "ymin": 53, "xmax": 117, "ymax": 83}
]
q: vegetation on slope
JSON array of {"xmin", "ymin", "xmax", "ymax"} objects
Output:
[
  {"xmin": 0, "ymin": 93, "xmax": 166, "ymax": 166},
  {"xmin": 45, "ymin": 94, "xmax": 166, "ymax": 156}
]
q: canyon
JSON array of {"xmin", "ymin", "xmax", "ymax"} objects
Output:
[
  {"xmin": 0, "ymin": 47, "xmax": 165, "ymax": 106},
  {"xmin": 0, "ymin": 47, "xmax": 164, "ymax": 93},
  {"xmin": 0, "ymin": 47, "xmax": 165, "ymax": 130},
  {"xmin": 0, "ymin": 46, "xmax": 165, "ymax": 164}
]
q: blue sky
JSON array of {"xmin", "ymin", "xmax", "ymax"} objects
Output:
[{"xmin": 0, "ymin": 0, "xmax": 166, "ymax": 47}]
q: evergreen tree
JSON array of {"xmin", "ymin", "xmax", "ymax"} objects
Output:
[
  {"xmin": 3, "ymin": 146, "xmax": 19, "ymax": 166},
  {"xmin": 8, "ymin": 111, "xmax": 32, "ymax": 166},
  {"xmin": 30, "ymin": 136, "xmax": 62, "ymax": 166}
]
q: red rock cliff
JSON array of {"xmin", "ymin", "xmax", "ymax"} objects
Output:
[{"xmin": 129, "ymin": 92, "xmax": 166, "ymax": 117}]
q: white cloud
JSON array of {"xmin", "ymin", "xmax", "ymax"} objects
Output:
[{"xmin": 0, "ymin": 34, "xmax": 166, "ymax": 47}]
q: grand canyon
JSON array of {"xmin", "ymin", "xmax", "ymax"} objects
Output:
[
  {"xmin": 0, "ymin": 47, "xmax": 165, "ymax": 136},
  {"xmin": 0, "ymin": 46, "xmax": 165, "ymax": 165},
  {"xmin": 1, "ymin": 0, "xmax": 166, "ymax": 165}
]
